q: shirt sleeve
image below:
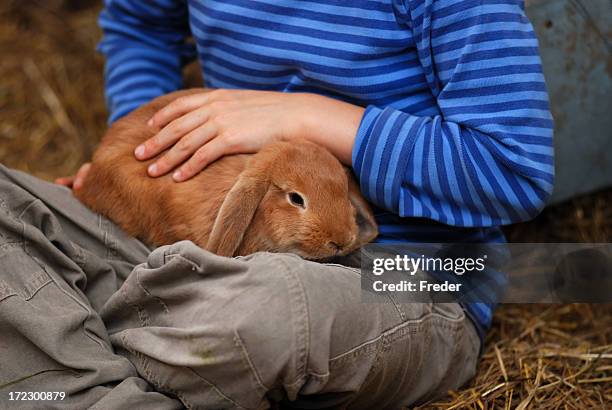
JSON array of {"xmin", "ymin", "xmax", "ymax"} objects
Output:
[
  {"xmin": 352, "ymin": 0, "xmax": 554, "ymax": 227},
  {"xmin": 98, "ymin": 0, "xmax": 196, "ymax": 123}
]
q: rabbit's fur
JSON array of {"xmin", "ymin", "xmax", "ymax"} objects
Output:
[{"xmin": 75, "ymin": 89, "xmax": 378, "ymax": 259}]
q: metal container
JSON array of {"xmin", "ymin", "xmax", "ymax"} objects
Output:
[{"xmin": 526, "ymin": 0, "xmax": 611, "ymax": 203}]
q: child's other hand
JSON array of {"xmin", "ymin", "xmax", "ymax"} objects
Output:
[{"xmin": 55, "ymin": 163, "xmax": 91, "ymax": 190}]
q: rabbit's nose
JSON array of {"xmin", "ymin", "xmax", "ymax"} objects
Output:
[{"xmin": 327, "ymin": 241, "xmax": 342, "ymax": 253}]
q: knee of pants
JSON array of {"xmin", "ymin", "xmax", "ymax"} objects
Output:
[
  {"xmin": 101, "ymin": 243, "xmax": 310, "ymax": 408},
  {"xmin": 140, "ymin": 244, "xmax": 377, "ymax": 353},
  {"xmin": 122, "ymin": 244, "xmax": 312, "ymax": 386},
  {"xmin": 110, "ymin": 243, "xmax": 412, "ymax": 404},
  {"xmin": 165, "ymin": 248, "xmax": 390, "ymax": 391},
  {"xmin": 181, "ymin": 246, "xmax": 478, "ymax": 407},
  {"xmin": 212, "ymin": 252, "xmax": 321, "ymax": 391},
  {"xmin": 224, "ymin": 252, "xmax": 408, "ymax": 393}
]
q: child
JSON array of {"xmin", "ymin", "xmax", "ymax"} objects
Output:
[{"xmin": 47, "ymin": 0, "xmax": 553, "ymax": 407}]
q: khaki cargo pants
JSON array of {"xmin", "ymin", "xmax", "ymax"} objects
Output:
[{"xmin": 0, "ymin": 165, "xmax": 479, "ymax": 409}]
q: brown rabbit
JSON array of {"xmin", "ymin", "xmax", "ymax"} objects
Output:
[{"xmin": 75, "ymin": 89, "xmax": 378, "ymax": 260}]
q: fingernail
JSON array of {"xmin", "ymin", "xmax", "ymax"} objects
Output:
[
  {"xmin": 172, "ymin": 170, "xmax": 182, "ymax": 181},
  {"xmin": 134, "ymin": 145, "xmax": 145, "ymax": 158},
  {"xmin": 74, "ymin": 180, "xmax": 82, "ymax": 190},
  {"xmin": 148, "ymin": 163, "xmax": 158, "ymax": 176}
]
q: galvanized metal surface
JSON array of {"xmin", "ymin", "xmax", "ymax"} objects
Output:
[{"xmin": 526, "ymin": 0, "xmax": 612, "ymax": 204}]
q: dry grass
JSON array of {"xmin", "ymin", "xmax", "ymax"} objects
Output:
[
  {"xmin": 1, "ymin": 2, "xmax": 610, "ymax": 409},
  {"xmin": 0, "ymin": 0, "xmax": 106, "ymax": 180},
  {"xmin": 417, "ymin": 304, "xmax": 612, "ymax": 409}
]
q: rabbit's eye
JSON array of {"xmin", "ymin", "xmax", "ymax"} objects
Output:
[{"xmin": 288, "ymin": 192, "xmax": 306, "ymax": 208}]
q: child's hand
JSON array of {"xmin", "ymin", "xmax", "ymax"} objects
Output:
[
  {"xmin": 55, "ymin": 163, "xmax": 91, "ymax": 190},
  {"xmin": 135, "ymin": 89, "xmax": 364, "ymax": 181}
]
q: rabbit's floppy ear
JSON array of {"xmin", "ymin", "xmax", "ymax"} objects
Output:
[
  {"xmin": 207, "ymin": 168, "xmax": 270, "ymax": 257},
  {"xmin": 346, "ymin": 170, "xmax": 378, "ymax": 246}
]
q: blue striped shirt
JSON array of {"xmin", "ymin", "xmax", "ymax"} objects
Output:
[{"xmin": 98, "ymin": 0, "xmax": 554, "ymax": 339}]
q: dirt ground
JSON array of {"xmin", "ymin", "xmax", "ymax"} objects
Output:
[{"xmin": 1, "ymin": 2, "xmax": 610, "ymax": 408}]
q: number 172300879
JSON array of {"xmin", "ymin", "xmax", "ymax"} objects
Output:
[{"xmin": 8, "ymin": 392, "xmax": 66, "ymax": 401}]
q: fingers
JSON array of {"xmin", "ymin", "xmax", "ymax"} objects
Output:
[
  {"xmin": 54, "ymin": 162, "xmax": 91, "ymax": 189},
  {"xmin": 148, "ymin": 92, "xmax": 212, "ymax": 129},
  {"xmin": 138, "ymin": 89, "xmax": 257, "ymax": 182},
  {"xmin": 172, "ymin": 137, "xmax": 231, "ymax": 182},
  {"xmin": 55, "ymin": 175, "xmax": 75, "ymax": 188},
  {"xmin": 136, "ymin": 106, "xmax": 210, "ymax": 161},
  {"xmin": 73, "ymin": 163, "xmax": 92, "ymax": 190},
  {"xmin": 148, "ymin": 122, "xmax": 217, "ymax": 177}
]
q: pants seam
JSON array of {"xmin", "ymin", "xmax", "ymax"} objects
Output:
[
  {"xmin": 18, "ymin": 200, "xmax": 107, "ymax": 350},
  {"xmin": 420, "ymin": 320, "xmax": 466, "ymax": 403},
  {"xmin": 276, "ymin": 257, "xmax": 311, "ymax": 394},
  {"xmin": 98, "ymin": 215, "xmax": 120, "ymax": 261},
  {"xmin": 233, "ymin": 329, "xmax": 270, "ymax": 403},
  {"xmin": 329, "ymin": 312, "xmax": 426, "ymax": 363},
  {"xmin": 125, "ymin": 257, "xmax": 247, "ymax": 410},
  {"xmin": 119, "ymin": 334, "xmax": 197, "ymax": 410},
  {"xmin": 329, "ymin": 309, "xmax": 465, "ymax": 364},
  {"xmin": 134, "ymin": 269, "xmax": 170, "ymax": 314},
  {"xmin": 122, "ymin": 281, "xmax": 151, "ymax": 327},
  {"xmin": 186, "ymin": 366, "xmax": 246, "ymax": 410}
]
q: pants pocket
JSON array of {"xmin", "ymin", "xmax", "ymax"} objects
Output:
[
  {"xmin": 0, "ymin": 245, "xmax": 77, "ymax": 389},
  {"xmin": 0, "ymin": 243, "xmax": 53, "ymax": 302},
  {"xmin": 0, "ymin": 223, "xmax": 112, "ymax": 393}
]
